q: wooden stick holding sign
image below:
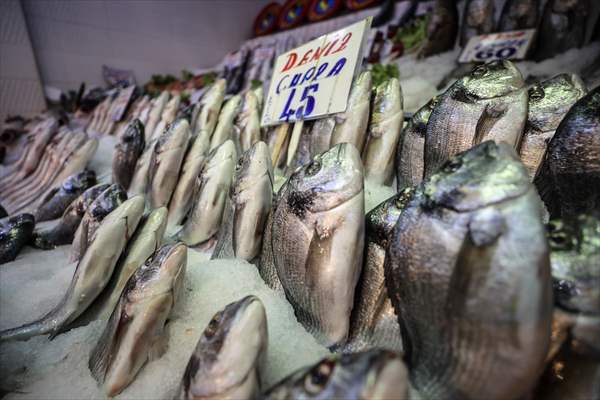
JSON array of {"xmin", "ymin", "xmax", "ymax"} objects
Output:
[
  {"xmin": 286, "ymin": 120, "xmax": 304, "ymax": 168},
  {"xmin": 271, "ymin": 123, "xmax": 290, "ymax": 168}
]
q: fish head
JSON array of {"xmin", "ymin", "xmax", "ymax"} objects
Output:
[
  {"xmin": 348, "ymin": 71, "xmax": 372, "ymax": 107},
  {"xmin": 202, "ymin": 79, "xmax": 226, "ymax": 106},
  {"xmin": 423, "ymin": 141, "xmax": 529, "ymax": 212},
  {"xmin": 459, "ymin": 60, "xmax": 524, "ymax": 100},
  {"xmin": 371, "ymin": 78, "xmax": 403, "ymax": 124},
  {"xmin": 122, "ymin": 119, "xmax": 145, "ymax": 151},
  {"xmin": 6, "ymin": 213, "xmax": 35, "ymax": 233},
  {"xmin": 88, "ymin": 184, "xmax": 127, "ymax": 219},
  {"xmin": 182, "ymin": 295, "xmax": 267, "ymax": 398},
  {"xmin": 81, "ymin": 183, "xmax": 111, "ymax": 208},
  {"xmin": 284, "ymin": 143, "xmax": 363, "ymax": 215},
  {"xmin": 63, "ymin": 170, "xmax": 97, "ymax": 193},
  {"xmin": 264, "ymin": 350, "xmax": 408, "ymax": 399},
  {"xmin": 156, "ymin": 119, "xmax": 190, "ymax": 152},
  {"xmin": 233, "ymin": 141, "xmax": 273, "ymax": 194},
  {"xmin": 206, "ymin": 139, "xmax": 237, "ymax": 172},
  {"xmin": 366, "ymin": 187, "xmax": 414, "ymax": 248}
]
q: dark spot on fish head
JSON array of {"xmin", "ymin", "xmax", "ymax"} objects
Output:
[{"xmin": 286, "ymin": 189, "xmax": 316, "ymax": 218}]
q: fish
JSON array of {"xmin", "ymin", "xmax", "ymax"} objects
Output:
[
  {"xmin": 424, "ymin": 60, "xmax": 528, "ymax": 179},
  {"xmin": 538, "ymin": 86, "xmax": 600, "ymax": 219},
  {"xmin": 34, "ymin": 170, "xmax": 97, "ymax": 222},
  {"xmin": 362, "ymin": 77, "xmax": 403, "ymax": 185},
  {"xmin": 70, "ymin": 184, "xmax": 127, "ymax": 262},
  {"xmin": 195, "ymin": 79, "xmax": 226, "ymax": 138},
  {"xmin": 261, "ymin": 143, "xmax": 365, "ymax": 347},
  {"xmin": 346, "ymin": 188, "xmax": 414, "ymax": 354},
  {"xmin": 396, "ymin": 97, "xmax": 438, "ymax": 190},
  {"xmin": 287, "ymin": 121, "xmax": 313, "ymax": 173},
  {"xmin": 535, "ymin": 0, "xmax": 588, "ymax": 61},
  {"xmin": 178, "ymin": 140, "xmax": 237, "ymax": 246},
  {"xmin": 497, "ymin": 0, "xmax": 539, "ymax": 32},
  {"xmin": 210, "ymin": 94, "xmax": 242, "ymax": 151},
  {"xmin": 175, "ymin": 295, "xmax": 267, "ymax": 400},
  {"xmin": 0, "ymin": 196, "xmax": 145, "ymax": 341},
  {"xmin": 128, "ymin": 138, "xmax": 157, "ymax": 196},
  {"xmin": 520, "ymin": 74, "xmax": 587, "ymax": 178},
  {"xmin": 149, "ymin": 94, "xmax": 181, "ymax": 141},
  {"xmin": 235, "ymin": 91, "xmax": 261, "ymax": 154},
  {"xmin": 148, "ymin": 119, "xmax": 191, "ymax": 209},
  {"xmin": 418, "ymin": 0, "xmax": 459, "ymax": 58},
  {"xmin": 330, "ymin": 71, "xmax": 372, "ymax": 153},
  {"xmin": 32, "ymin": 184, "xmax": 110, "ymax": 249},
  {"xmin": 144, "ymin": 92, "xmax": 169, "ymax": 143},
  {"xmin": 0, "ymin": 214, "xmax": 34, "ymax": 264},
  {"xmin": 213, "ymin": 141, "xmax": 273, "ymax": 262},
  {"xmin": 262, "ymin": 350, "xmax": 409, "ymax": 400},
  {"xmin": 89, "ymin": 242, "xmax": 187, "ymax": 397},
  {"xmin": 459, "ymin": 0, "xmax": 496, "ymax": 47},
  {"xmin": 308, "ymin": 117, "xmax": 336, "ymax": 157},
  {"xmin": 112, "ymin": 119, "xmax": 145, "ymax": 190},
  {"xmin": 385, "ymin": 141, "xmax": 552, "ymax": 399}
]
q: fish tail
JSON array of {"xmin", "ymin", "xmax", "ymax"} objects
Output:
[{"xmin": 0, "ymin": 315, "xmax": 56, "ymax": 342}]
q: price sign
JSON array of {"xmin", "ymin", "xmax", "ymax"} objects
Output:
[
  {"xmin": 458, "ymin": 29, "xmax": 536, "ymax": 63},
  {"xmin": 261, "ymin": 18, "xmax": 371, "ymax": 126}
]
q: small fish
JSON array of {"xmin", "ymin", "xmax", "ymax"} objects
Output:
[
  {"xmin": 213, "ymin": 141, "xmax": 273, "ymax": 262},
  {"xmin": 262, "ymin": 350, "xmax": 409, "ymax": 400},
  {"xmin": 235, "ymin": 91, "xmax": 261, "ymax": 154},
  {"xmin": 196, "ymin": 79, "xmax": 226, "ymax": 138},
  {"xmin": 210, "ymin": 94, "xmax": 242, "ymax": 151},
  {"xmin": 497, "ymin": 0, "xmax": 539, "ymax": 32},
  {"xmin": 176, "ymin": 295, "xmax": 267, "ymax": 400},
  {"xmin": 0, "ymin": 196, "xmax": 145, "ymax": 341},
  {"xmin": 419, "ymin": 0, "xmax": 459, "ymax": 57},
  {"xmin": 89, "ymin": 242, "xmax": 187, "ymax": 397},
  {"xmin": 309, "ymin": 117, "xmax": 336, "ymax": 157},
  {"xmin": 179, "ymin": 140, "xmax": 237, "ymax": 246},
  {"xmin": 459, "ymin": 0, "xmax": 496, "ymax": 47},
  {"xmin": 34, "ymin": 170, "xmax": 97, "ymax": 222},
  {"xmin": 112, "ymin": 119, "xmax": 145, "ymax": 190},
  {"xmin": 535, "ymin": 0, "xmax": 588, "ymax": 61},
  {"xmin": 0, "ymin": 213, "xmax": 34, "ymax": 264}
]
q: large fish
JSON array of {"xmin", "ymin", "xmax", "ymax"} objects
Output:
[
  {"xmin": 175, "ymin": 295, "xmax": 267, "ymax": 400},
  {"xmin": 209, "ymin": 94, "xmax": 242, "ymax": 151},
  {"xmin": 213, "ymin": 141, "xmax": 273, "ymax": 262},
  {"xmin": 309, "ymin": 117, "xmax": 336, "ymax": 157},
  {"xmin": 260, "ymin": 143, "xmax": 365, "ymax": 348},
  {"xmin": 535, "ymin": 0, "xmax": 588, "ymax": 61},
  {"xmin": 346, "ymin": 189, "xmax": 413, "ymax": 354},
  {"xmin": 144, "ymin": 92, "xmax": 169, "ymax": 143},
  {"xmin": 262, "ymin": 350, "xmax": 409, "ymax": 400},
  {"xmin": 385, "ymin": 141, "xmax": 552, "ymax": 400},
  {"xmin": 89, "ymin": 242, "xmax": 187, "ymax": 397},
  {"xmin": 520, "ymin": 74, "xmax": 586, "ymax": 178},
  {"xmin": 497, "ymin": 0, "xmax": 539, "ymax": 32},
  {"xmin": 0, "ymin": 214, "xmax": 34, "ymax": 264},
  {"xmin": 459, "ymin": 0, "xmax": 496, "ymax": 47},
  {"xmin": 235, "ymin": 91, "xmax": 261, "ymax": 153},
  {"xmin": 34, "ymin": 170, "xmax": 97, "ymax": 222},
  {"xmin": 424, "ymin": 60, "xmax": 528, "ymax": 179},
  {"xmin": 0, "ymin": 196, "xmax": 145, "ymax": 342},
  {"xmin": 70, "ymin": 184, "xmax": 127, "ymax": 262},
  {"xmin": 148, "ymin": 119, "xmax": 191, "ymax": 209},
  {"xmin": 179, "ymin": 140, "xmax": 237, "ymax": 246},
  {"xmin": 418, "ymin": 0, "xmax": 459, "ymax": 57},
  {"xmin": 196, "ymin": 79, "xmax": 226, "ymax": 138},
  {"xmin": 112, "ymin": 119, "xmax": 145, "ymax": 190},
  {"xmin": 330, "ymin": 71, "xmax": 372, "ymax": 153},
  {"xmin": 362, "ymin": 77, "xmax": 403, "ymax": 185}
]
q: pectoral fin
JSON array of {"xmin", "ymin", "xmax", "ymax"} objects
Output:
[{"xmin": 473, "ymin": 103, "xmax": 508, "ymax": 146}]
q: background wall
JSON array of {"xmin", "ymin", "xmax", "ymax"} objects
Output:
[{"xmin": 21, "ymin": 0, "xmax": 271, "ymax": 92}]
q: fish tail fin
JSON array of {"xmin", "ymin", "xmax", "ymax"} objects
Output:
[
  {"xmin": 0, "ymin": 309, "xmax": 60, "ymax": 342},
  {"xmin": 89, "ymin": 301, "xmax": 122, "ymax": 384}
]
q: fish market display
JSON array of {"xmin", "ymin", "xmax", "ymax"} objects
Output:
[
  {"xmin": 385, "ymin": 141, "xmax": 552, "ymax": 399},
  {"xmin": 175, "ymin": 295, "xmax": 267, "ymax": 400},
  {"xmin": 497, "ymin": 0, "xmax": 539, "ymax": 32},
  {"xmin": 418, "ymin": 0, "xmax": 459, "ymax": 58},
  {"xmin": 210, "ymin": 94, "xmax": 242, "ymax": 150},
  {"xmin": 89, "ymin": 242, "xmax": 187, "ymax": 397},
  {"xmin": 196, "ymin": 79, "xmax": 226, "ymax": 138},
  {"xmin": 0, "ymin": 196, "xmax": 144, "ymax": 341},
  {"xmin": 235, "ymin": 90, "xmax": 261, "ymax": 153},
  {"xmin": 260, "ymin": 143, "xmax": 365, "ymax": 348},
  {"xmin": 536, "ymin": 0, "xmax": 588, "ymax": 61},
  {"xmin": 34, "ymin": 170, "xmax": 97, "ymax": 222},
  {"xmin": 362, "ymin": 77, "xmax": 403, "ymax": 185},
  {"xmin": 459, "ymin": 0, "xmax": 495, "ymax": 47},
  {"xmin": 213, "ymin": 141, "xmax": 273, "ymax": 262},
  {"xmin": 179, "ymin": 140, "xmax": 237, "ymax": 246},
  {"xmin": 330, "ymin": 71, "xmax": 372, "ymax": 153},
  {"xmin": 346, "ymin": 188, "xmax": 413, "ymax": 354},
  {"xmin": 424, "ymin": 60, "xmax": 528, "ymax": 178},
  {"xmin": 520, "ymin": 74, "xmax": 586, "ymax": 178},
  {"xmin": 263, "ymin": 350, "xmax": 409, "ymax": 399},
  {"xmin": 148, "ymin": 119, "xmax": 191, "ymax": 209},
  {"xmin": 112, "ymin": 119, "xmax": 145, "ymax": 190},
  {"xmin": 0, "ymin": 214, "xmax": 34, "ymax": 264}
]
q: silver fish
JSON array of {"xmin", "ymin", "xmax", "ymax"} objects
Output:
[
  {"xmin": 287, "ymin": 121, "xmax": 313, "ymax": 173},
  {"xmin": 149, "ymin": 94, "xmax": 180, "ymax": 141},
  {"xmin": 34, "ymin": 170, "xmax": 97, "ymax": 222},
  {"xmin": 235, "ymin": 91, "xmax": 261, "ymax": 153},
  {"xmin": 144, "ymin": 92, "xmax": 169, "ymax": 143},
  {"xmin": 385, "ymin": 141, "xmax": 552, "ymax": 399},
  {"xmin": 112, "ymin": 119, "xmax": 145, "ymax": 190},
  {"xmin": 89, "ymin": 242, "xmax": 187, "ymax": 397},
  {"xmin": 176, "ymin": 295, "xmax": 268, "ymax": 400},
  {"xmin": 128, "ymin": 138, "xmax": 157, "ymax": 196},
  {"xmin": 210, "ymin": 94, "xmax": 242, "ymax": 151},
  {"xmin": 309, "ymin": 117, "xmax": 336, "ymax": 157},
  {"xmin": 196, "ymin": 79, "xmax": 226, "ymax": 138}
]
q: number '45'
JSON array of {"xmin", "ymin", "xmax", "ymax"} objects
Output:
[{"xmin": 279, "ymin": 84, "xmax": 319, "ymax": 122}]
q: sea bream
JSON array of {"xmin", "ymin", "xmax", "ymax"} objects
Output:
[
  {"xmin": 0, "ymin": 213, "xmax": 34, "ymax": 264},
  {"xmin": 179, "ymin": 140, "xmax": 237, "ymax": 246},
  {"xmin": 34, "ymin": 170, "xmax": 97, "ymax": 222},
  {"xmin": 213, "ymin": 141, "xmax": 273, "ymax": 262},
  {"xmin": 89, "ymin": 242, "xmax": 187, "ymax": 397},
  {"xmin": 195, "ymin": 79, "xmax": 226, "ymax": 139},
  {"xmin": 175, "ymin": 295, "xmax": 268, "ymax": 400},
  {"xmin": 362, "ymin": 77, "xmax": 403, "ymax": 185},
  {"xmin": 385, "ymin": 141, "xmax": 552, "ymax": 400},
  {"xmin": 209, "ymin": 94, "xmax": 242, "ymax": 151},
  {"xmin": 112, "ymin": 119, "xmax": 145, "ymax": 190},
  {"xmin": 424, "ymin": 60, "xmax": 528, "ymax": 179},
  {"xmin": 0, "ymin": 196, "xmax": 145, "ymax": 341},
  {"xmin": 260, "ymin": 143, "xmax": 365, "ymax": 348}
]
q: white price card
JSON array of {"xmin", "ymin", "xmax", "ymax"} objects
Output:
[
  {"xmin": 458, "ymin": 29, "xmax": 536, "ymax": 64},
  {"xmin": 261, "ymin": 18, "xmax": 371, "ymax": 126}
]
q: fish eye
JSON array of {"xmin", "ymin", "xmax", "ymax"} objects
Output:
[
  {"xmin": 304, "ymin": 360, "xmax": 334, "ymax": 395},
  {"xmin": 235, "ymin": 159, "xmax": 243, "ymax": 172},
  {"xmin": 442, "ymin": 158, "xmax": 462, "ymax": 173},
  {"xmin": 471, "ymin": 65, "xmax": 487, "ymax": 77},
  {"xmin": 204, "ymin": 314, "xmax": 221, "ymax": 338},
  {"xmin": 305, "ymin": 160, "xmax": 322, "ymax": 176},
  {"xmin": 529, "ymin": 86, "xmax": 545, "ymax": 101}
]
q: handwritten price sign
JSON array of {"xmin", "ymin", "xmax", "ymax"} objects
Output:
[
  {"xmin": 261, "ymin": 18, "xmax": 371, "ymax": 126},
  {"xmin": 459, "ymin": 29, "xmax": 536, "ymax": 64}
]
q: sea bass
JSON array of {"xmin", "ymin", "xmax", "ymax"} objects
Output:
[
  {"xmin": 89, "ymin": 242, "xmax": 187, "ymax": 397},
  {"xmin": 112, "ymin": 119, "xmax": 145, "ymax": 190},
  {"xmin": 213, "ymin": 141, "xmax": 273, "ymax": 262},
  {"xmin": 196, "ymin": 79, "xmax": 226, "ymax": 139},
  {"xmin": 34, "ymin": 170, "xmax": 97, "ymax": 222},
  {"xmin": 235, "ymin": 91, "xmax": 261, "ymax": 153},
  {"xmin": 0, "ymin": 196, "xmax": 145, "ymax": 341},
  {"xmin": 0, "ymin": 214, "xmax": 34, "ymax": 264},
  {"xmin": 176, "ymin": 296, "xmax": 268, "ymax": 400},
  {"xmin": 459, "ymin": 0, "xmax": 496, "ymax": 47},
  {"xmin": 385, "ymin": 141, "xmax": 552, "ymax": 400},
  {"xmin": 210, "ymin": 94, "xmax": 242, "ymax": 151},
  {"xmin": 424, "ymin": 60, "xmax": 528, "ymax": 178},
  {"xmin": 260, "ymin": 143, "xmax": 365, "ymax": 347}
]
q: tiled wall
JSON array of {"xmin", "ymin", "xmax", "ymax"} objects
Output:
[{"xmin": 21, "ymin": 0, "xmax": 271, "ymax": 91}]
